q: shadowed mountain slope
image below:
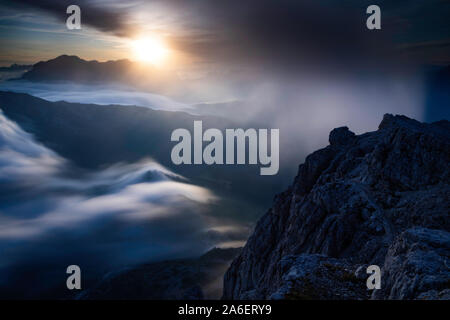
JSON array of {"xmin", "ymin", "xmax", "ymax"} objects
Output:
[{"xmin": 79, "ymin": 247, "xmax": 241, "ymax": 300}]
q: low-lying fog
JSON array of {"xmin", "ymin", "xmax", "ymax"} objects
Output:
[{"xmin": 0, "ymin": 109, "xmax": 247, "ymax": 298}]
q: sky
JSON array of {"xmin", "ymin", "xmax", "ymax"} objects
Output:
[{"xmin": 0, "ymin": 0, "xmax": 449, "ymax": 68}]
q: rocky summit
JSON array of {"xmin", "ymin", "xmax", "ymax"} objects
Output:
[{"xmin": 223, "ymin": 114, "xmax": 450, "ymax": 300}]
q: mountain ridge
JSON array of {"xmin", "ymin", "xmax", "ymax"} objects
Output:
[
  {"xmin": 19, "ymin": 55, "xmax": 138, "ymax": 83},
  {"xmin": 12, "ymin": 55, "xmax": 177, "ymax": 92}
]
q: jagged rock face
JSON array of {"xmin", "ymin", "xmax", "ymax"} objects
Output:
[{"xmin": 223, "ymin": 114, "xmax": 450, "ymax": 300}]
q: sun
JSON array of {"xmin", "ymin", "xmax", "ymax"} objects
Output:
[{"xmin": 131, "ymin": 36, "xmax": 169, "ymax": 66}]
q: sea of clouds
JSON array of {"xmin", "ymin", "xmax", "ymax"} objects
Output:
[{"xmin": 0, "ymin": 109, "xmax": 239, "ymax": 297}]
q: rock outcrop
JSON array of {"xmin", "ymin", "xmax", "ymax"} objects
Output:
[{"xmin": 223, "ymin": 114, "xmax": 450, "ymax": 300}]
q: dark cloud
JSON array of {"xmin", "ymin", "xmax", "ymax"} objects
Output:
[
  {"xmin": 151, "ymin": 0, "xmax": 450, "ymax": 75},
  {"xmin": 166, "ymin": 0, "xmax": 388, "ymax": 70},
  {"xmin": 1, "ymin": 0, "xmax": 136, "ymax": 36}
]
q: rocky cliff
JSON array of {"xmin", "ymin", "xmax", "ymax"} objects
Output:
[{"xmin": 223, "ymin": 114, "xmax": 450, "ymax": 300}]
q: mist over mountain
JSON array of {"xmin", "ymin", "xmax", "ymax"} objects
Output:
[
  {"xmin": 0, "ymin": 105, "xmax": 227, "ymax": 299},
  {"xmin": 0, "ymin": 91, "xmax": 287, "ymax": 209},
  {"xmin": 11, "ymin": 55, "xmax": 449, "ymax": 127},
  {"xmin": 0, "ymin": 81, "xmax": 193, "ymax": 112},
  {"xmin": 0, "ymin": 91, "xmax": 280, "ymax": 299},
  {"xmin": 0, "ymin": 91, "xmax": 286, "ymax": 290},
  {"xmin": 0, "ymin": 90, "xmax": 280, "ymax": 299}
]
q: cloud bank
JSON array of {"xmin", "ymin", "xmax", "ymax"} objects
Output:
[
  {"xmin": 1, "ymin": 0, "xmax": 135, "ymax": 37},
  {"xmin": 0, "ymin": 110, "xmax": 245, "ymax": 298},
  {"xmin": 0, "ymin": 81, "xmax": 192, "ymax": 112}
]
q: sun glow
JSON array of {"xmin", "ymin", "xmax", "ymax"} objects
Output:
[{"xmin": 131, "ymin": 36, "xmax": 169, "ymax": 66}]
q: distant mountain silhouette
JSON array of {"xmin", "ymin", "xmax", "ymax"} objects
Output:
[
  {"xmin": 16, "ymin": 55, "xmax": 176, "ymax": 92},
  {"xmin": 19, "ymin": 55, "xmax": 137, "ymax": 83}
]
